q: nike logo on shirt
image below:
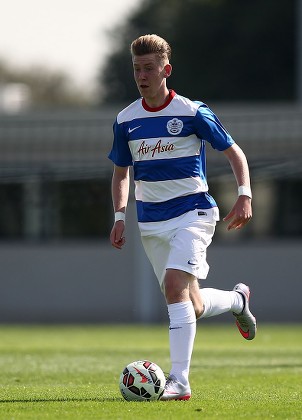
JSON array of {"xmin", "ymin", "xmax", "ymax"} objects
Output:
[{"xmin": 128, "ymin": 125, "xmax": 141, "ymax": 133}]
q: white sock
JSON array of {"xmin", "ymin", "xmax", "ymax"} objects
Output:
[
  {"xmin": 200, "ymin": 288, "xmax": 243, "ymax": 318},
  {"xmin": 167, "ymin": 301, "xmax": 196, "ymax": 387}
]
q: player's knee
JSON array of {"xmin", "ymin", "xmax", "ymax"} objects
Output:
[
  {"xmin": 164, "ymin": 271, "xmax": 188, "ymax": 303},
  {"xmin": 164, "ymin": 283, "xmax": 184, "ymax": 303}
]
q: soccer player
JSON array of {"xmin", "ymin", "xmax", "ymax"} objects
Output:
[{"xmin": 108, "ymin": 34, "xmax": 256, "ymax": 401}]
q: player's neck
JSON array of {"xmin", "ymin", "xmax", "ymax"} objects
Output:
[
  {"xmin": 144, "ymin": 87, "xmax": 170, "ymax": 109},
  {"xmin": 142, "ymin": 89, "xmax": 173, "ymax": 111}
]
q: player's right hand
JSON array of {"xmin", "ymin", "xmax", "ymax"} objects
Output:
[{"xmin": 110, "ymin": 221, "xmax": 126, "ymax": 249}]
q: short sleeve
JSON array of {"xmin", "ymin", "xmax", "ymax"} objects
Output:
[
  {"xmin": 193, "ymin": 103, "xmax": 234, "ymax": 151},
  {"xmin": 108, "ymin": 119, "xmax": 133, "ymax": 167}
]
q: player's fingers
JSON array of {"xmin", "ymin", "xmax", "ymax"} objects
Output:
[
  {"xmin": 223, "ymin": 210, "xmax": 234, "ymax": 221},
  {"xmin": 111, "ymin": 238, "xmax": 125, "ymax": 249},
  {"xmin": 227, "ymin": 221, "xmax": 237, "ymax": 230},
  {"xmin": 228, "ymin": 215, "xmax": 251, "ymax": 230}
]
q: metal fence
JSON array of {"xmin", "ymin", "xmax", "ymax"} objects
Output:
[{"xmin": 0, "ymin": 103, "xmax": 302, "ymax": 183}]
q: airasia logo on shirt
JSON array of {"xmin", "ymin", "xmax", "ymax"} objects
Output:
[{"xmin": 137, "ymin": 139, "xmax": 175, "ymax": 158}]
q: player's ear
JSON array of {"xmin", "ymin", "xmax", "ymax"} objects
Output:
[{"xmin": 164, "ymin": 64, "xmax": 172, "ymax": 78}]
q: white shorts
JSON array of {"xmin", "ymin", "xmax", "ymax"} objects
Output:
[{"xmin": 141, "ymin": 208, "xmax": 218, "ymax": 291}]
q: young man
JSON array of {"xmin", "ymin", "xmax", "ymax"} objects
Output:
[{"xmin": 108, "ymin": 34, "xmax": 256, "ymax": 401}]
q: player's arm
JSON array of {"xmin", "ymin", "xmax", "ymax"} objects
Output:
[
  {"xmin": 110, "ymin": 165, "xmax": 130, "ymax": 249},
  {"xmin": 222, "ymin": 143, "xmax": 252, "ymax": 231}
]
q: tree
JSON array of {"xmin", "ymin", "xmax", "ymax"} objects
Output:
[
  {"xmin": 99, "ymin": 0, "xmax": 296, "ymax": 103},
  {"xmin": 0, "ymin": 59, "xmax": 92, "ymax": 108}
]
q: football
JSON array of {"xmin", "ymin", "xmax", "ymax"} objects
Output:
[{"xmin": 119, "ymin": 360, "xmax": 166, "ymax": 401}]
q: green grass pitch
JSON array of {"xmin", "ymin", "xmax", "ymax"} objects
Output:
[{"xmin": 0, "ymin": 324, "xmax": 301, "ymax": 419}]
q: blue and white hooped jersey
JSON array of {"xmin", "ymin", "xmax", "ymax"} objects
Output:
[{"xmin": 108, "ymin": 90, "xmax": 234, "ymax": 235}]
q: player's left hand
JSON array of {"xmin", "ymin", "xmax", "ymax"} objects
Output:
[{"xmin": 223, "ymin": 195, "xmax": 252, "ymax": 231}]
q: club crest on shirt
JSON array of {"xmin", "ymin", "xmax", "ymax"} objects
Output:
[{"xmin": 167, "ymin": 118, "xmax": 183, "ymax": 135}]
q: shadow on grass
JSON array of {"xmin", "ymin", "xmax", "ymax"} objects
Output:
[{"xmin": 0, "ymin": 397, "xmax": 122, "ymax": 403}]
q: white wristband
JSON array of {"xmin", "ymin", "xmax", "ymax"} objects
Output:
[
  {"xmin": 114, "ymin": 212, "xmax": 125, "ymax": 223},
  {"xmin": 238, "ymin": 185, "xmax": 252, "ymax": 199}
]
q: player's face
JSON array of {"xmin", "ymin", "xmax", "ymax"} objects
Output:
[{"xmin": 132, "ymin": 54, "xmax": 170, "ymax": 105}]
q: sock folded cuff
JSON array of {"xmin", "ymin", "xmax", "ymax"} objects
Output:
[{"xmin": 168, "ymin": 301, "xmax": 196, "ymax": 325}]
